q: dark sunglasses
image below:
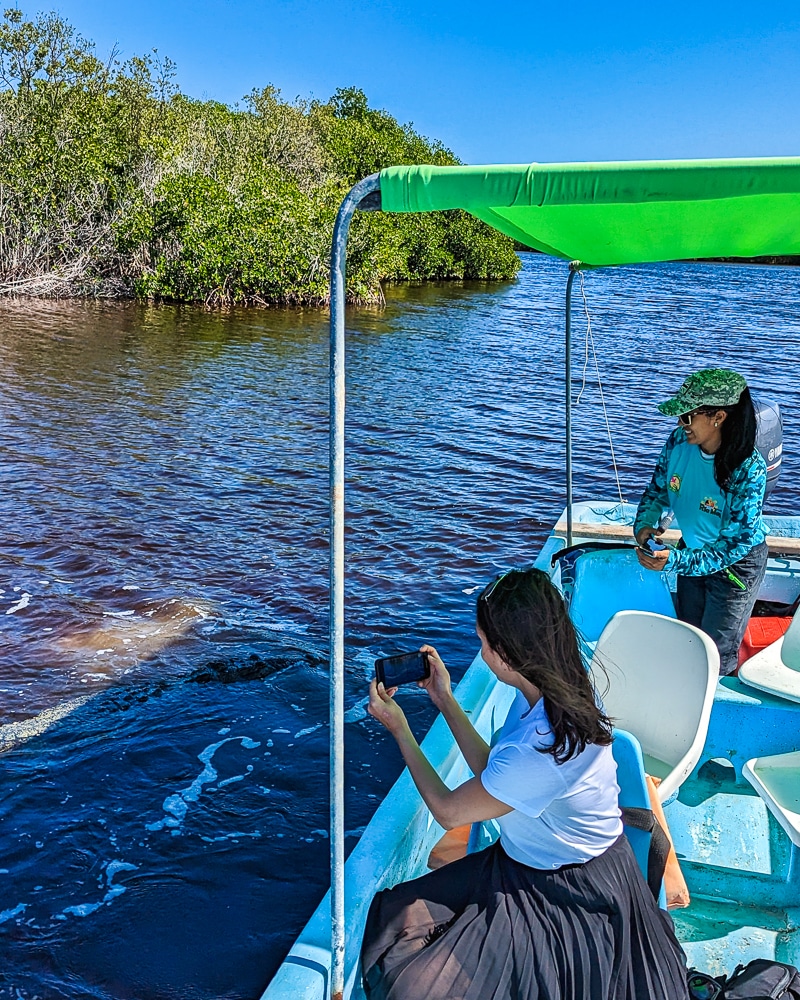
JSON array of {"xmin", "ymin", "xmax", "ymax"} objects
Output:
[
  {"xmin": 687, "ymin": 971, "xmax": 723, "ymax": 1000},
  {"xmin": 678, "ymin": 408, "xmax": 717, "ymax": 426}
]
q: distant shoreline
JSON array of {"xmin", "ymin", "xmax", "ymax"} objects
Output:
[
  {"xmin": 703, "ymin": 256, "xmax": 800, "ymax": 266},
  {"xmin": 516, "ymin": 247, "xmax": 800, "ymax": 267}
]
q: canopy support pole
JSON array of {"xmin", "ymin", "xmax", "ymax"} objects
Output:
[
  {"xmin": 565, "ymin": 262, "xmax": 580, "ymax": 548},
  {"xmin": 329, "ymin": 172, "xmax": 381, "ymax": 1000}
]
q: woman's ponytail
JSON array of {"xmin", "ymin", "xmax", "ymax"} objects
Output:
[{"xmin": 715, "ymin": 386, "xmax": 757, "ymax": 490}]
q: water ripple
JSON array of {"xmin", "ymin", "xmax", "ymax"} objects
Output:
[{"xmin": 0, "ymin": 256, "xmax": 799, "ymax": 997}]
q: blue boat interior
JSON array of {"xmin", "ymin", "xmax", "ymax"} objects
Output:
[
  {"xmin": 264, "ymin": 506, "xmax": 800, "ymax": 1000},
  {"xmin": 543, "ymin": 522, "xmax": 800, "ymax": 978},
  {"xmin": 560, "ymin": 547, "xmax": 676, "ymax": 642}
]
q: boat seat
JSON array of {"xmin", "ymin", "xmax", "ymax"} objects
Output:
[
  {"xmin": 742, "ymin": 751, "xmax": 800, "ymax": 848},
  {"xmin": 738, "ymin": 612, "xmax": 800, "ymax": 704},
  {"xmin": 613, "ymin": 731, "xmax": 652, "ymax": 878},
  {"xmin": 590, "ymin": 611, "xmax": 718, "ymax": 801},
  {"xmin": 698, "ymin": 676, "xmax": 800, "ymax": 776},
  {"xmin": 565, "ymin": 547, "xmax": 675, "ymax": 642}
]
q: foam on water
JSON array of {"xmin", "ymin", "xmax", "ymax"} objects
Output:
[
  {"xmin": 344, "ymin": 697, "xmax": 370, "ymax": 723},
  {"xmin": 294, "ymin": 724, "xmax": 322, "ymax": 738},
  {"xmin": 58, "ymin": 861, "xmax": 139, "ymax": 921},
  {"xmin": 0, "ymin": 903, "xmax": 27, "ymax": 924},
  {"xmin": 0, "ymin": 694, "xmax": 94, "ymax": 751},
  {"xmin": 146, "ymin": 736, "xmax": 261, "ymax": 835},
  {"xmin": 5, "ymin": 592, "xmax": 31, "ymax": 615},
  {"xmin": 200, "ymin": 830, "xmax": 262, "ymax": 843}
]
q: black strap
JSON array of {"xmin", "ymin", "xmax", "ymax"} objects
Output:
[
  {"xmin": 550, "ymin": 541, "xmax": 635, "ymax": 568},
  {"xmin": 621, "ymin": 806, "xmax": 670, "ymax": 900}
]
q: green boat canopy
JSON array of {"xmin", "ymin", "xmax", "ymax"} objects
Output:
[{"xmin": 379, "ymin": 158, "xmax": 800, "ymax": 266}]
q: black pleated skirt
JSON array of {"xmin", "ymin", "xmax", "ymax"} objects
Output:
[{"xmin": 361, "ymin": 834, "xmax": 689, "ymax": 1000}]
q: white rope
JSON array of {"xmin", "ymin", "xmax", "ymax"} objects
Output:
[{"xmin": 574, "ymin": 271, "xmax": 626, "ymax": 506}]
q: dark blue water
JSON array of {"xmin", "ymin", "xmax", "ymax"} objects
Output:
[{"xmin": 0, "ymin": 256, "xmax": 799, "ymax": 998}]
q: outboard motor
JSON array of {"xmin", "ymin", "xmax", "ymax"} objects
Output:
[{"xmin": 754, "ymin": 397, "xmax": 782, "ymax": 498}]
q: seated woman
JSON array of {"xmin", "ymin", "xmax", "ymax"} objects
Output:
[{"xmin": 361, "ymin": 568, "xmax": 688, "ymax": 1000}]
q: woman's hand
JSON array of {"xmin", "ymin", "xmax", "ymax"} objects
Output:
[
  {"xmin": 636, "ymin": 546, "xmax": 670, "ymax": 571},
  {"xmin": 417, "ymin": 644, "xmax": 453, "ymax": 710},
  {"xmin": 367, "ymin": 679, "xmax": 409, "ymax": 738},
  {"xmin": 635, "ymin": 525, "xmax": 657, "ymax": 548},
  {"xmin": 635, "ymin": 525, "xmax": 670, "ymax": 571}
]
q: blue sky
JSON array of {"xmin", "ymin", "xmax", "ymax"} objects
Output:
[{"xmin": 45, "ymin": 0, "xmax": 800, "ymax": 164}]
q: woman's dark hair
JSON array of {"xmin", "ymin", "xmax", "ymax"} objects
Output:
[
  {"xmin": 476, "ymin": 568, "xmax": 612, "ymax": 763},
  {"xmin": 714, "ymin": 385, "xmax": 757, "ymax": 491}
]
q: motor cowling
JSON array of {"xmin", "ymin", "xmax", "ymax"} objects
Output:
[{"xmin": 754, "ymin": 397, "xmax": 782, "ymax": 498}]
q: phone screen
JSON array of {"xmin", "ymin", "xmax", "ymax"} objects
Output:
[{"xmin": 374, "ymin": 650, "xmax": 430, "ymax": 688}]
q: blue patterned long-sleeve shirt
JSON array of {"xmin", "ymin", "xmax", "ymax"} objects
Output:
[{"xmin": 634, "ymin": 427, "xmax": 767, "ymax": 577}]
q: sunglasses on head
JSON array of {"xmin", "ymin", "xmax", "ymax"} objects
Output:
[
  {"xmin": 481, "ymin": 564, "xmax": 537, "ymax": 603},
  {"xmin": 678, "ymin": 408, "xmax": 718, "ymax": 426},
  {"xmin": 481, "ymin": 571, "xmax": 509, "ymax": 602}
]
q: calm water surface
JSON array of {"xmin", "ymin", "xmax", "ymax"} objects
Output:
[{"xmin": 1, "ymin": 255, "xmax": 799, "ymax": 998}]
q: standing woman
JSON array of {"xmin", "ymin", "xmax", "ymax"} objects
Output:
[
  {"xmin": 361, "ymin": 568, "xmax": 688, "ymax": 1000},
  {"xmin": 634, "ymin": 369, "xmax": 768, "ymax": 675}
]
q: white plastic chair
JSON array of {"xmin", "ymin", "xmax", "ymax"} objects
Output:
[
  {"xmin": 742, "ymin": 751, "xmax": 800, "ymax": 848},
  {"xmin": 589, "ymin": 610, "xmax": 719, "ymax": 802},
  {"xmin": 739, "ymin": 613, "xmax": 800, "ymax": 704}
]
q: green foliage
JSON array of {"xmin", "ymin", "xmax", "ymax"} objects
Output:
[
  {"xmin": 311, "ymin": 85, "xmax": 456, "ymax": 183},
  {"xmin": 119, "ymin": 171, "xmax": 337, "ymax": 305},
  {"xmin": 0, "ymin": 10, "xmax": 520, "ymax": 303}
]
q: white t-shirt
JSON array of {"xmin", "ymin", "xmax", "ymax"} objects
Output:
[{"xmin": 481, "ymin": 691, "xmax": 623, "ymax": 869}]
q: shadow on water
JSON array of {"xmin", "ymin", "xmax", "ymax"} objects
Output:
[
  {"xmin": 0, "ymin": 638, "xmax": 434, "ymax": 999},
  {"xmin": 0, "ymin": 644, "xmax": 326, "ymax": 1000},
  {"xmin": 1, "ymin": 257, "xmax": 800, "ymax": 997}
]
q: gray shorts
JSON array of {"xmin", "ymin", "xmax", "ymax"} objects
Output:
[{"xmin": 675, "ymin": 541, "xmax": 769, "ymax": 675}]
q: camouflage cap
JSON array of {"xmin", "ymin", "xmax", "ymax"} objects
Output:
[{"xmin": 657, "ymin": 369, "xmax": 747, "ymax": 416}]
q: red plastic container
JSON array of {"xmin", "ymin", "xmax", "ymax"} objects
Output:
[{"xmin": 738, "ymin": 616, "xmax": 794, "ymax": 667}]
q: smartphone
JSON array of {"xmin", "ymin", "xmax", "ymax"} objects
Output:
[
  {"xmin": 374, "ymin": 650, "xmax": 430, "ymax": 688},
  {"xmin": 637, "ymin": 537, "xmax": 666, "ymax": 555}
]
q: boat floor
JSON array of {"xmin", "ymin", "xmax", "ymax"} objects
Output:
[
  {"xmin": 348, "ymin": 762, "xmax": 800, "ymax": 998},
  {"xmin": 676, "ymin": 897, "xmax": 800, "ymax": 978},
  {"xmin": 667, "ymin": 763, "xmax": 800, "ymax": 975}
]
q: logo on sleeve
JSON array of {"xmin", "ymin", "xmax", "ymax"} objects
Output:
[
  {"xmin": 699, "ymin": 497, "xmax": 721, "ymax": 517},
  {"xmin": 668, "ymin": 474, "xmax": 682, "ymax": 493}
]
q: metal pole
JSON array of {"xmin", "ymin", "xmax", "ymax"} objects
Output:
[
  {"xmin": 565, "ymin": 263, "xmax": 579, "ymax": 548},
  {"xmin": 328, "ymin": 172, "xmax": 380, "ymax": 1000}
]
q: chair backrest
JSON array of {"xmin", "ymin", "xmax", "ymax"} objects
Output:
[
  {"xmin": 612, "ymin": 729, "xmax": 667, "ymax": 907},
  {"xmin": 591, "ymin": 610, "xmax": 719, "ymax": 800},
  {"xmin": 568, "ymin": 548, "xmax": 675, "ymax": 642},
  {"xmin": 612, "ymin": 729, "xmax": 650, "ymax": 810},
  {"xmin": 781, "ymin": 613, "xmax": 800, "ymax": 670},
  {"xmin": 742, "ymin": 751, "xmax": 800, "ymax": 849},
  {"xmin": 738, "ymin": 610, "xmax": 800, "ymax": 704}
]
